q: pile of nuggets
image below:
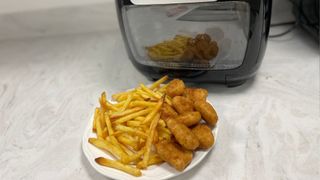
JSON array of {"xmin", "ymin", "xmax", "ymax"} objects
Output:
[
  {"xmin": 88, "ymin": 75, "xmax": 218, "ymax": 177},
  {"xmin": 158, "ymin": 78, "xmax": 218, "ymax": 171}
]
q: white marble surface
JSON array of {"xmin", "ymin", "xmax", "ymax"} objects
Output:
[{"xmin": 0, "ymin": 5, "xmax": 319, "ymax": 180}]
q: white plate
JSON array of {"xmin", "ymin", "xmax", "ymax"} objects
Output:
[{"xmin": 82, "ymin": 97, "xmax": 219, "ymax": 180}]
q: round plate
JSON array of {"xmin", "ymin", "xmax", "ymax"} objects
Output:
[{"xmin": 82, "ymin": 98, "xmax": 219, "ymax": 180}]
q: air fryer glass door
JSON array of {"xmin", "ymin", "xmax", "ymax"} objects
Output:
[{"xmin": 122, "ymin": 1, "xmax": 250, "ymax": 70}]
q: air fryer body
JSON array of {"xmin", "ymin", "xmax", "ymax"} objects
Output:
[{"xmin": 116, "ymin": 0, "xmax": 272, "ymax": 87}]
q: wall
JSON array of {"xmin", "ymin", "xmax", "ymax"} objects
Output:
[{"xmin": 0, "ymin": 0, "xmax": 108, "ymax": 14}]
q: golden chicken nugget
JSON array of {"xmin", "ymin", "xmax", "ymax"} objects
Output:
[
  {"xmin": 183, "ymin": 88, "xmax": 208, "ymax": 102},
  {"xmin": 155, "ymin": 140, "xmax": 193, "ymax": 171},
  {"xmin": 166, "ymin": 79, "xmax": 185, "ymax": 97},
  {"xmin": 172, "ymin": 96, "xmax": 194, "ymax": 114},
  {"xmin": 165, "ymin": 118, "xmax": 199, "ymax": 150},
  {"xmin": 191, "ymin": 124, "xmax": 214, "ymax": 149},
  {"xmin": 194, "ymin": 101, "xmax": 218, "ymax": 126},
  {"xmin": 161, "ymin": 103, "xmax": 178, "ymax": 120},
  {"xmin": 175, "ymin": 111, "xmax": 201, "ymax": 127}
]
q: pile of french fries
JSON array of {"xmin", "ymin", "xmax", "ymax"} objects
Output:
[{"xmin": 89, "ymin": 76, "xmax": 171, "ymax": 177}]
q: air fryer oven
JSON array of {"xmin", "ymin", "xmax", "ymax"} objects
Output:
[{"xmin": 116, "ymin": 0, "xmax": 272, "ymax": 87}]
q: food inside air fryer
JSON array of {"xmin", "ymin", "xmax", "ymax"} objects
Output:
[
  {"xmin": 88, "ymin": 75, "xmax": 218, "ymax": 175},
  {"xmin": 147, "ymin": 33, "xmax": 219, "ymax": 62}
]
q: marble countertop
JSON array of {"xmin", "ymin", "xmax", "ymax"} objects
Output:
[{"xmin": 0, "ymin": 10, "xmax": 319, "ymax": 180}]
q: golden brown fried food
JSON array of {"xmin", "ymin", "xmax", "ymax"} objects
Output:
[
  {"xmin": 194, "ymin": 101, "xmax": 218, "ymax": 126},
  {"xmin": 166, "ymin": 79, "xmax": 185, "ymax": 97},
  {"xmin": 186, "ymin": 33, "xmax": 219, "ymax": 61},
  {"xmin": 175, "ymin": 111, "xmax": 201, "ymax": 127},
  {"xmin": 161, "ymin": 103, "xmax": 178, "ymax": 120},
  {"xmin": 172, "ymin": 96, "xmax": 194, "ymax": 114},
  {"xmin": 165, "ymin": 118, "xmax": 199, "ymax": 150},
  {"xmin": 183, "ymin": 88, "xmax": 208, "ymax": 102},
  {"xmin": 155, "ymin": 140, "xmax": 193, "ymax": 171},
  {"xmin": 191, "ymin": 124, "xmax": 214, "ymax": 149}
]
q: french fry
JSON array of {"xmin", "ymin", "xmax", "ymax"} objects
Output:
[
  {"xmin": 158, "ymin": 128, "xmax": 172, "ymax": 141},
  {"xmin": 156, "ymin": 84, "xmax": 168, "ymax": 93},
  {"xmin": 117, "ymin": 92, "xmax": 144, "ymax": 102},
  {"xmin": 112, "ymin": 91, "xmax": 132, "ymax": 101},
  {"xmin": 117, "ymin": 134, "xmax": 140, "ymax": 151},
  {"xmin": 92, "ymin": 108, "xmax": 100, "ymax": 132},
  {"xmin": 113, "ymin": 108, "xmax": 152, "ymax": 125},
  {"xmin": 115, "ymin": 125, "xmax": 148, "ymax": 139},
  {"xmin": 124, "ymin": 148, "xmax": 145, "ymax": 164},
  {"xmin": 149, "ymin": 75, "xmax": 169, "ymax": 90},
  {"xmin": 104, "ymin": 112, "xmax": 113, "ymax": 135},
  {"xmin": 99, "ymin": 92, "xmax": 107, "ymax": 111},
  {"xmin": 137, "ymin": 153, "xmax": 164, "ymax": 168},
  {"xmin": 134, "ymin": 116, "xmax": 145, "ymax": 121},
  {"xmin": 126, "ymin": 120, "xmax": 141, "ymax": 127},
  {"xmin": 106, "ymin": 101, "xmax": 119, "ymax": 111},
  {"xmin": 136, "ymin": 89, "xmax": 152, "ymax": 100},
  {"xmin": 120, "ymin": 93, "xmax": 133, "ymax": 111},
  {"xmin": 115, "ymin": 95, "xmax": 128, "ymax": 102},
  {"xmin": 132, "ymin": 94, "xmax": 145, "ymax": 101},
  {"xmin": 103, "ymin": 134, "xmax": 128, "ymax": 159},
  {"xmin": 119, "ymin": 143, "xmax": 134, "ymax": 156},
  {"xmin": 99, "ymin": 109, "xmax": 106, "ymax": 131},
  {"xmin": 129, "ymin": 101, "xmax": 157, "ymax": 108},
  {"xmin": 139, "ymin": 113, "xmax": 161, "ymax": 169},
  {"xmin": 109, "ymin": 107, "xmax": 144, "ymax": 119},
  {"xmin": 95, "ymin": 157, "xmax": 142, "ymax": 177},
  {"xmin": 156, "ymin": 92, "xmax": 172, "ymax": 105},
  {"xmin": 140, "ymin": 84, "xmax": 161, "ymax": 99},
  {"xmin": 89, "ymin": 138, "xmax": 129, "ymax": 163},
  {"xmin": 142, "ymin": 97, "xmax": 164, "ymax": 124},
  {"xmin": 96, "ymin": 115, "xmax": 104, "ymax": 139},
  {"xmin": 148, "ymin": 154, "xmax": 164, "ymax": 166},
  {"xmin": 102, "ymin": 127, "xmax": 108, "ymax": 139},
  {"xmin": 140, "ymin": 84, "xmax": 172, "ymax": 105},
  {"xmin": 158, "ymin": 119, "xmax": 166, "ymax": 128},
  {"xmin": 138, "ymin": 138, "xmax": 146, "ymax": 150},
  {"xmin": 157, "ymin": 126, "xmax": 171, "ymax": 135},
  {"xmin": 113, "ymin": 101, "xmax": 126, "ymax": 108}
]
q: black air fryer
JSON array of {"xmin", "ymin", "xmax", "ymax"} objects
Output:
[{"xmin": 116, "ymin": 0, "xmax": 272, "ymax": 87}]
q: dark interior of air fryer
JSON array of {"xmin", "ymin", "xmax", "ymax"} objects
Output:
[{"xmin": 122, "ymin": 1, "xmax": 250, "ymax": 70}]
